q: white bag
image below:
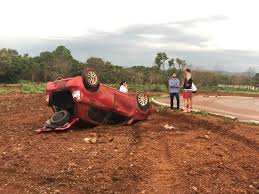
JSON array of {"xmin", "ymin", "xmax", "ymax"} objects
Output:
[{"xmin": 192, "ymin": 83, "xmax": 197, "ymax": 92}]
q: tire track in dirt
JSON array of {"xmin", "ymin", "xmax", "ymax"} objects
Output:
[
  {"xmin": 117, "ymin": 122, "xmax": 181, "ymax": 193},
  {"xmin": 147, "ymin": 137, "xmax": 187, "ymax": 193},
  {"xmin": 106, "ymin": 125, "xmax": 147, "ymax": 194},
  {"xmin": 129, "ymin": 116, "xmax": 191, "ymax": 193}
]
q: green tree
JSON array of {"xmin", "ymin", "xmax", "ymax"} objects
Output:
[
  {"xmin": 0, "ymin": 49, "xmax": 23, "ymax": 82},
  {"xmin": 168, "ymin": 58, "xmax": 174, "ymax": 69},
  {"xmin": 154, "ymin": 52, "xmax": 168, "ymax": 69},
  {"xmin": 253, "ymin": 73, "xmax": 259, "ymax": 85},
  {"xmin": 38, "ymin": 51, "xmax": 53, "ymax": 81},
  {"xmin": 27, "ymin": 58, "xmax": 40, "ymax": 82},
  {"xmin": 52, "ymin": 46, "xmax": 73, "ymax": 77}
]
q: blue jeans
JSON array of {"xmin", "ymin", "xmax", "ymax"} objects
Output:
[{"xmin": 170, "ymin": 93, "xmax": 180, "ymax": 110}]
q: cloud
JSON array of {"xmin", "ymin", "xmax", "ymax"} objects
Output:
[
  {"xmin": 168, "ymin": 14, "xmax": 229, "ymax": 28},
  {"xmin": 0, "ymin": 16, "xmax": 258, "ymax": 72},
  {"xmin": 165, "ymin": 49, "xmax": 259, "ymax": 71}
]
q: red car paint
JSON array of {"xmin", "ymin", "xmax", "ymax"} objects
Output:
[{"xmin": 38, "ymin": 75, "xmax": 151, "ymax": 131}]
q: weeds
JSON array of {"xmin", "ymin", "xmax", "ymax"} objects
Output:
[
  {"xmin": 241, "ymin": 121, "xmax": 259, "ymax": 126},
  {"xmin": 0, "ymin": 88, "xmax": 16, "ymax": 94},
  {"xmin": 21, "ymin": 83, "xmax": 45, "ymax": 94},
  {"xmin": 192, "ymin": 110, "xmax": 209, "ymax": 117},
  {"xmin": 154, "ymin": 105, "xmax": 168, "ymax": 112}
]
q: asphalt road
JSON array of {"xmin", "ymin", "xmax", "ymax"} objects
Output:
[{"xmin": 157, "ymin": 95, "xmax": 259, "ymax": 122}]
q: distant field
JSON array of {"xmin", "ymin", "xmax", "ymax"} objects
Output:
[
  {"xmin": 0, "ymin": 82, "xmax": 167, "ymax": 94},
  {"xmin": 1, "ymin": 81, "xmax": 259, "ymax": 94},
  {"xmin": 108, "ymin": 84, "xmax": 168, "ymax": 92}
]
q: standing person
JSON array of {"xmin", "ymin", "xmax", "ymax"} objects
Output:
[
  {"xmin": 119, "ymin": 81, "xmax": 128, "ymax": 93},
  {"xmin": 182, "ymin": 68, "xmax": 192, "ymax": 113},
  {"xmin": 168, "ymin": 73, "xmax": 180, "ymax": 111}
]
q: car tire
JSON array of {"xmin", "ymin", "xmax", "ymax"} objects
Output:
[
  {"xmin": 82, "ymin": 68, "xmax": 100, "ymax": 92},
  {"xmin": 50, "ymin": 110, "xmax": 70, "ymax": 126},
  {"xmin": 136, "ymin": 93, "xmax": 150, "ymax": 112}
]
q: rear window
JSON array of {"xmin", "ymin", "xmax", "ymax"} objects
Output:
[
  {"xmin": 88, "ymin": 105, "xmax": 129, "ymax": 124},
  {"xmin": 88, "ymin": 105, "xmax": 108, "ymax": 123},
  {"xmin": 107, "ymin": 112, "xmax": 129, "ymax": 124}
]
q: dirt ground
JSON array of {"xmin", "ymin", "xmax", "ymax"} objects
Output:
[{"xmin": 0, "ymin": 94, "xmax": 258, "ymax": 194}]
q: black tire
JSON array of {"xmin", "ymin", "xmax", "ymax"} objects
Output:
[
  {"xmin": 50, "ymin": 110, "xmax": 70, "ymax": 126},
  {"xmin": 82, "ymin": 68, "xmax": 100, "ymax": 92},
  {"xmin": 136, "ymin": 93, "xmax": 150, "ymax": 112},
  {"xmin": 55, "ymin": 76, "xmax": 64, "ymax": 81}
]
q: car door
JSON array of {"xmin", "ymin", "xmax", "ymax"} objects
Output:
[
  {"xmin": 85, "ymin": 84, "xmax": 114, "ymax": 109},
  {"xmin": 113, "ymin": 91, "xmax": 136, "ymax": 116}
]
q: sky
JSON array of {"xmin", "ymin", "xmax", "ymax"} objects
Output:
[{"xmin": 0, "ymin": 0, "xmax": 259, "ymax": 72}]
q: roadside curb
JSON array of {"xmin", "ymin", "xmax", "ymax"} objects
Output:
[
  {"xmin": 151, "ymin": 97, "xmax": 239, "ymax": 122},
  {"xmin": 250, "ymin": 120, "xmax": 259, "ymax": 124},
  {"xmin": 159, "ymin": 95, "xmax": 255, "ymax": 99}
]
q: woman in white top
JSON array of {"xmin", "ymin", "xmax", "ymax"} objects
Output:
[{"xmin": 119, "ymin": 81, "xmax": 128, "ymax": 93}]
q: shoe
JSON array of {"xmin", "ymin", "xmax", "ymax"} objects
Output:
[{"xmin": 170, "ymin": 109, "xmax": 174, "ymax": 112}]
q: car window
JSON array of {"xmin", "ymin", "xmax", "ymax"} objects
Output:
[
  {"xmin": 88, "ymin": 105, "xmax": 108, "ymax": 123},
  {"xmin": 107, "ymin": 112, "xmax": 129, "ymax": 124},
  {"xmin": 88, "ymin": 105, "xmax": 129, "ymax": 124}
]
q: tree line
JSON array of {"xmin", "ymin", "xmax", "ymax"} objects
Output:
[{"xmin": 0, "ymin": 46, "xmax": 258, "ymax": 88}]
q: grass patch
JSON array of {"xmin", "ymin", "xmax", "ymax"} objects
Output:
[
  {"xmin": 192, "ymin": 110, "xmax": 209, "ymax": 117},
  {"xmin": 0, "ymin": 81, "xmax": 46, "ymax": 94},
  {"xmin": 129, "ymin": 84, "xmax": 167, "ymax": 92},
  {"xmin": 153, "ymin": 104, "xmax": 168, "ymax": 112},
  {"xmin": 21, "ymin": 82, "xmax": 46, "ymax": 94},
  {"xmin": 1, "ymin": 81, "xmax": 258, "ymax": 95},
  {"xmin": 221, "ymin": 117, "xmax": 236, "ymax": 123},
  {"xmin": 241, "ymin": 121, "xmax": 259, "ymax": 126},
  {"xmin": 149, "ymin": 95, "xmax": 161, "ymax": 100},
  {"xmin": 0, "ymin": 88, "xmax": 17, "ymax": 94},
  {"xmin": 108, "ymin": 84, "xmax": 168, "ymax": 92},
  {"xmin": 149, "ymin": 95, "xmax": 169, "ymax": 112},
  {"xmin": 200, "ymin": 86, "xmax": 259, "ymax": 94}
]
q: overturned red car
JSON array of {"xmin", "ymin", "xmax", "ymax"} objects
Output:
[{"xmin": 37, "ymin": 68, "xmax": 151, "ymax": 132}]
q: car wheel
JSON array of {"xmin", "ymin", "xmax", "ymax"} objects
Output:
[
  {"xmin": 50, "ymin": 110, "xmax": 70, "ymax": 126},
  {"xmin": 82, "ymin": 68, "xmax": 100, "ymax": 92},
  {"xmin": 136, "ymin": 93, "xmax": 150, "ymax": 112},
  {"xmin": 55, "ymin": 76, "xmax": 64, "ymax": 81}
]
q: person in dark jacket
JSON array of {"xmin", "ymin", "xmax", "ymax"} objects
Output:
[
  {"xmin": 182, "ymin": 68, "xmax": 192, "ymax": 113},
  {"xmin": 168, "ymin": 73, "xmax": 180, "ymax": 111}
]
